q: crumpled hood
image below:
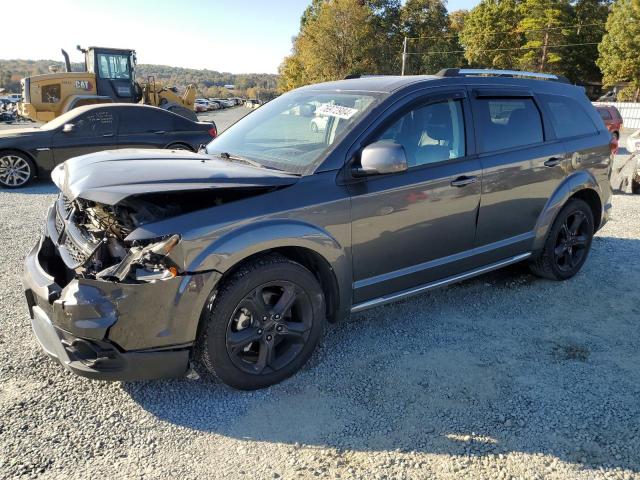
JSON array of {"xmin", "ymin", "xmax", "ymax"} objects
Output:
[{"xmin": 52, "ymin": 148, "xmax": 299, "ymax": 204}]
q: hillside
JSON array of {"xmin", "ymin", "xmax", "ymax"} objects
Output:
[{"xmin": 0, "ymin": 59, "xmax": 279, "ymax": 99}]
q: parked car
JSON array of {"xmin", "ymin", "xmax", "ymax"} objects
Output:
[
  {"xmin": 596, "ymin": 105, "xmax": 623, "ymax": 139},
  {"xmin": 245, "ymin": 99, "xmax": 262, "ymax": 109},
  {"xmin": 6, "ymin": 93, "xmax": 21, "ymax": 103},
  {"xmin": 195, "ymin": 99, "xmax": 210, "ymax": 112},
  {"xmin": 207, "ymin": 98, "xmax": 222, "ymax": 110},
  {"xmin": 23, "ymin": 69, "xmax": 612, "ymax": 389},
  {"xmin": 0, "ymin": 103, "xmax": 216, "ymax": 188}
]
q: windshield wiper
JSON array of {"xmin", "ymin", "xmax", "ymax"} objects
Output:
[{"xmin": 217, "ymin": 152, "xmax": 263, "ymax": 168}]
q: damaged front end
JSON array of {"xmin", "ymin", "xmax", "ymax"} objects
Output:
[{"xmin": 50, "ymin": 193, "xmax": 183, "ymax": 283}]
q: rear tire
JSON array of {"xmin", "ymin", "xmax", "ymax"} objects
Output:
[
  {"xmin": 529, "ymin": 198, "xmax": 594, "ymax": 280},
  {"xmin": 194, "ymin": 254, "xmax": 326, "ymax": 390},
  {"xmin": 632, "ymin": 176, "xmax": 640, "ymax": 195}
]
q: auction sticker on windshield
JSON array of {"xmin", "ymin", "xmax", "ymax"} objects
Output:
[{"xmin": 315, "ymin": 104, "xmax": 359, "ymax": 119}]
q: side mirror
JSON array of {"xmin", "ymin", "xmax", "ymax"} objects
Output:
[
  {"xmin": 353, "ymin": 141, "xmax": 408, "ymax": 177},
  {"xmin": 62, "ymin": 123, "xmax": 75, "ymax": 133}
]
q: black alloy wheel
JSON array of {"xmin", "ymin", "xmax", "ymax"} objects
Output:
[
  {"xmin": 226, "ymin": 281, "xmax": 312, "ymax": 375},
  {"xmin": 530, "ymin": 198, "xmax": 594, "ymax": 280},
  {"xmin": 552, "ymin": 210, "xmax": 589, "ymax": 273},
  {"xmin": 195, "ymin": 254, "xmax": 325, "ymax": 390}
]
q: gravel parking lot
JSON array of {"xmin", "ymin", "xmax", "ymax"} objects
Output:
[{"xmin": 1, "ymin": 109, "xmax": 639, "ymax": 479}]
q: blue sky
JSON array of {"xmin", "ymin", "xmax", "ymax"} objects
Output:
[{"xmin": 3, "ymin": 0, "xmax": 479, "ymax": 74}]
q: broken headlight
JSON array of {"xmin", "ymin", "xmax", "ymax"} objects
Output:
[{"xmin": 97, "ymin": 234, "xmax": 180, "ymax": 282}]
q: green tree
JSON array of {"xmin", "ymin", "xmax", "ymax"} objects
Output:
[
  {"xmin": 279, "ymin": 0, "xmax": 379, "ymax": 89},
  {"xmin": 400, "ymin": 0, "xmax": 451, "ymax": 74},
  {"xmin": 563, "ymin": 0, "xmax": 610, "ymax": 83},
  {"xmin": 447, "ymin": 9, "xmax": 470, "ymax": 69},
  {"xmin": 517, "ymin": 0, "xmax": 573, "ymax": 74},
  {"xmin": 459, "ymin": 0, "xmax": 522, "ymax": 69},
  {"xmin": 367, "ymin": 0, "xmax": 403, "ymax": 74},
  {"xmin": 597, "ymin": 0, "xmax": 640, "ymax": 100}
]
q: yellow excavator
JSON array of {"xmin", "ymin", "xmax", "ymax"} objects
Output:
[{"xmin": 18, "ymin": 46, "xmax": 197, "ymax": 122}]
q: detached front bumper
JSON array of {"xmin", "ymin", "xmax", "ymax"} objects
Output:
[{"xmin": 23, "ymin": 215, "xmax": 221, "ymax": 381}]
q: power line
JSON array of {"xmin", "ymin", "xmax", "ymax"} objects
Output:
[
  {"xmin": 403, "ymin": 42, "xmax": 600, "ymax": 56},
  {"xmin": 405, "ymin": 22, "xmax": 607, "ymax": 41}
]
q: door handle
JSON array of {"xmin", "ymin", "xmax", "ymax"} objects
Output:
[
  {"xmin": 102, "ymin": 133, "xmax": 114, "ymax": 138},
  {"xmin": 450, "ymin": 175, "xmax": 477, "ymax": 187},
  {"xmin": 153, "ymin": 130, "xmax": 166, "ymax": 134},
  {"xmin": 544, "ymin": 157, "xmax": 563, "ymax": 167}
]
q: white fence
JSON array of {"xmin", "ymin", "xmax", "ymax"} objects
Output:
[{"xmin": 593, "ymin": 102, "xmax": 640, "ymax": 129}]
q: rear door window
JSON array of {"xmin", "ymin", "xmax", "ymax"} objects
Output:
[
  {"xmin": 119, "ymin": 108, "xmax": 173, "ymax": 134},
  {"xmin": 541, "ymin": 95, "xmax": 598, "ymax": 139},
  {"xmin": 475, "ymin": 98, "xmax": 543, "ymax": 152}
]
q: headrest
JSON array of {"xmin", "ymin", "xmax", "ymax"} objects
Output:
[{"xmin": 425, "ymin": 103, "xmax": 453, "ymax": 142}]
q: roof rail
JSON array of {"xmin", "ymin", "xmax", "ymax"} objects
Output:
[{"xmin": 436, "ymin": 68, "xmax": 570, "ymax": 84}]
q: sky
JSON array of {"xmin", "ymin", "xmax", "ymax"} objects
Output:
[{"xmin": 1, "ymin": 0, "xmax": 480, "ymax": 74}]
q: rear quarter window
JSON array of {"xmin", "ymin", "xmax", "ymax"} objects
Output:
[
  {"xmin": 541, "ymin": 94, "xmax": 598, "ymax": 139},
  {"xmin": 598, "ymin": 108, "xmax": 612, "ymax": 120}
]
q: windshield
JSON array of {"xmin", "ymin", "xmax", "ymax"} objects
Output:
[{"xmin": 205, "ymin": 90, "xmax": 379, "ymax": 175}]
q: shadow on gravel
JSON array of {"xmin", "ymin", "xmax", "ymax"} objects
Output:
[
  {"xmin": 124, "ymin": 236, "xmax": 640, "ymax": 473},
  {"xmin": 0, "ymin": 179, "xmax": 57, "ymax": 195}
]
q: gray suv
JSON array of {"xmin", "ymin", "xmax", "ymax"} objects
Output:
[{"xmin": 23, "ymin": 69, "xmax": 613, "ymax": 389}]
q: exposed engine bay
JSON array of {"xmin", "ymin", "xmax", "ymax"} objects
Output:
[{"xmin": 54, "ymin": 187, "xmax": 275, "ymax": 283}]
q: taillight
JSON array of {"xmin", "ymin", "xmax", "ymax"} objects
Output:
[
  {"xmin": 208, "ymin": 127, "xmax": 217, "ymax": 138},
  {"xmin": 610, "ymin": 135, "xmax": 618, "ymax": 155}
]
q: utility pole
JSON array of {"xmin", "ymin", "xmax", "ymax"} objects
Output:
[
  {"xmin": 401, "ymin": 37, "xmax": 408, "ymax": 76},
  {"xmin": 540, "ymin": 30, "xmax": 549, "ymax": 71}
]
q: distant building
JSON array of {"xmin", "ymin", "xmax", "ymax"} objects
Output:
[{"xmin": 224, "ymin": 84, "xmax": 235, "ymax": 90}]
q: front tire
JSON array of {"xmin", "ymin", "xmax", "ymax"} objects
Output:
[
  {"xmin": 194, "ymin": 254, "xmax": 326, "ymax": 390},
  {"xmin": 0, "ymin": 150, "xmax": 35, "ymax": 188},
  {"xmin": 529, "ymin": 198, "xmax": 594, "ymax": 280}
]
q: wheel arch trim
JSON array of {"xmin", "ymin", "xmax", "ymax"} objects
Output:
[
  {"xmin": 532, "ymin": 170, "xmax": 602, "ymax": 251},
  {"xmin": 185, "ymin": 219, "xmax": 351, "ymax": 318}
]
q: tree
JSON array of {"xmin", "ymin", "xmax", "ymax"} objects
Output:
[
  {"xmin": 279, "ymin": 0, "xmax": 379, "ymax": 89},
  {"xmin": 459, "ymin": 0, "xmax": 522, "ymax": 69},
  {"xmin": 517, "ymin": 0, "xmax": 573, "ymax": 74},
  {"xmin": 447, "ymin": 9, "xmax": 470, "ymax": 69},
  {"xmin": 367, "ymin": 0, "xmax": 404, "ymax": 74},
  {"xmin": 597, "ymin": 0, "xmax": 640, "ymax": 100},
  {"xmin": 400, "ymin": 0, "xmax": 451, "ymax": 74},
  {"xmin": 564, "ymin": 0, "xmax": 610, "ymax": 83}
]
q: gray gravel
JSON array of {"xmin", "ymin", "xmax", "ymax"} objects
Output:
[{"xmin": 1, "ymin": 118, "xmax": 639, "ymax": 479}]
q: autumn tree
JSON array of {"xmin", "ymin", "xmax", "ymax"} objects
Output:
[
  {"xmin": 517, "ymin": 0, "xmax": 573, "ymax": 73},
  {"xmin": 597, "ymin": 0, "xmax": 640, "ymax": 100},
  {"xmin": 279, "ymin": 0, "xmax": 384, "ymax": 89},
  {"xmin": 447, "ymin": 9, "xmax": 469, "ymax": 69},
  {"xmin": 459, "ymin": 0, "xmax": 522, "ymax": 69}
]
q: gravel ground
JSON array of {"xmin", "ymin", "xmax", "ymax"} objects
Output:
[{"xmin": 1, "ymin": 118, "xmax": 639, "ymax": 479}]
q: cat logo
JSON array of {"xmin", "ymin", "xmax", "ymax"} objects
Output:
[{"xmin": 75, "ymin": 80, "xmax": 92, "ymax": 90}]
